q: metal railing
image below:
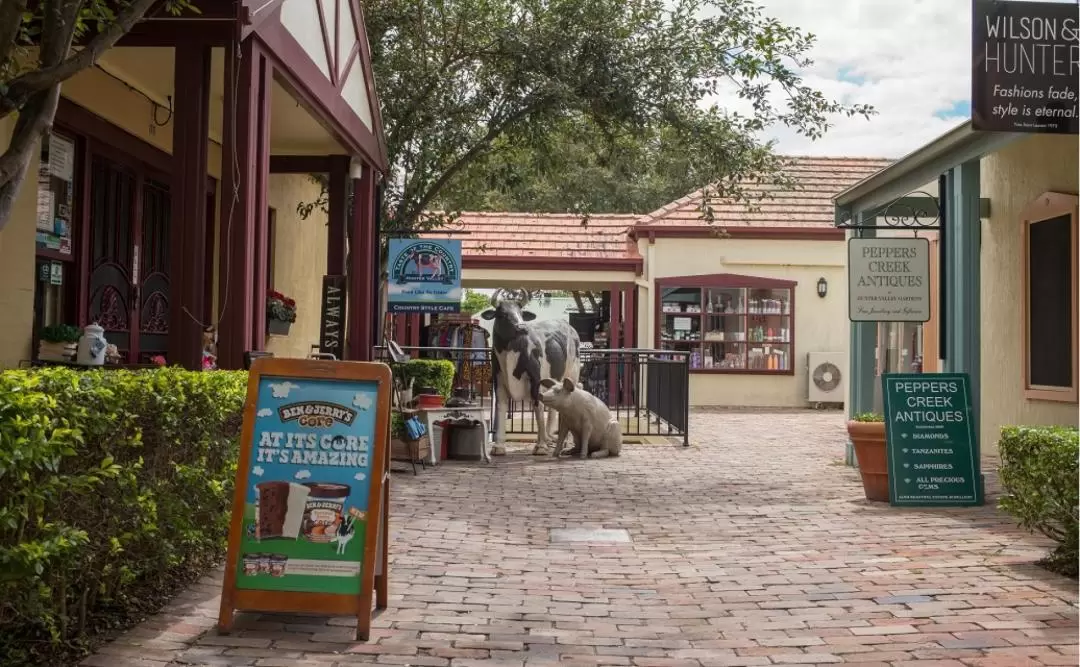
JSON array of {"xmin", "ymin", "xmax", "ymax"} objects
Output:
[{"xmin": 374, "ymin": 345, "xmax": 690, "ymax": 444}]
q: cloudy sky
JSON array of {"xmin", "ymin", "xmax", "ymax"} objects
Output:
[{"xmin": 717, "ymin": 0, "xmax": 1071, "ymax": 159}]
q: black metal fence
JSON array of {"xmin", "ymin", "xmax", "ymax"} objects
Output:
[{"xmin": 374, "ymin": 345, "xmax": 690, "ymax": 444}]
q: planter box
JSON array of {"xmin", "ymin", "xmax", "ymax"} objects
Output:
[
  {"xmin": 38, "ymin": 340, "xmax": 77, "ymax": 362},
  {"xmin": 267, "ymin": 319, "xmax": 292, "ymax": 336},
  {"xmin": 391, "ymin": 435, "xmax": 431, "ymax": 464},
  {"xmin": 847, "ymin": 421, "xmax": 888, "ymax": 502}
]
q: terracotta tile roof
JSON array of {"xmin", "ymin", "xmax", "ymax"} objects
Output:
[
  {"xmin": 635, "ymin": 156, "xmax": 894, "ymax": 229},
  {"xmin": 419, "ymin": 212, "xmax": 641, "ymax": 261}
]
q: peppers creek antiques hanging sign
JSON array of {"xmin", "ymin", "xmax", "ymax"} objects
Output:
[
  {"xmin": 219, "ymin": 358, "xmax": 392, "ymax": 641},
  {"xmin": 847, "ymin": 238, "xmax": 931, "ymax": 322},
  {"xmin": 971, "ymin": 0, "xmax": 1080, "ymax": 134},
  {"xmin": 319, "ymin": 275, "xmax": 346, "ymax": 357}
]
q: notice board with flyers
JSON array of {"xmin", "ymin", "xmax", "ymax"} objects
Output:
[{"xmin": 218, "ymin": 358, "xmax": 392, "ymax": 641}]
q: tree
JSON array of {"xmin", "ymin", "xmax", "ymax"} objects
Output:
[
  {"xmin": 460, "ymin": 288, "xmax": 490, "ymax": 315},
  {"xmin": 436, "ymin": 115, "xmax": 737, "ymax": 215},
  {"xmin": 0, "ymin": 0, "xmax": 195, "ymax": 232},
  {"xmin": 344, "ymin": 0, "xmax": 872, "ymax": 233}
]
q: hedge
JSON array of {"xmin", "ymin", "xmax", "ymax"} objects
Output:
[
  {"xmin": 998, "ymin": 425, "xmax": 1079, "ymax": 578},
  {"xmin": 0, "ymin": 367, "xmax": 247, "ymax": 665},
  {"xmin": 394, "ymin": 358, "xmax": 456, "ymax": 398}
]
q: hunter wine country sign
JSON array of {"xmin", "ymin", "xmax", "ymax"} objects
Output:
[
  {"xmin": 386, "ymin": 238, "xmax": 463, "ymax": 313},
  {"xmin": 971, "ymin": 0, "xmax": 1079, "ymax": 134},
  {"xmin": 219, "ymin": 358, "xmax": 392, "ymax": 641}
]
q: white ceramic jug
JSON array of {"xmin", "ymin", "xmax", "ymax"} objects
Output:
[{"xmin": 77, "ymin": 323, "xmax": 108, "ymax": 366}]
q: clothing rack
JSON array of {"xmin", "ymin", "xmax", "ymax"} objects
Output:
[{"xmin": 427, "ymin": 318, "xmax": 491, "ymax": 395}]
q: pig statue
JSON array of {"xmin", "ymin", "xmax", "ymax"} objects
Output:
[{"xmin": 538, "ymin": 378, "xmax": 622, "ymax": 459}]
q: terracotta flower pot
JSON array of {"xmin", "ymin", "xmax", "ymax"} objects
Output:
[
  {"xmin": 847, "ymin": 420, "xmax": 888, "ymax": 502},
  {"xmin": 415, "ymin": 394, "xmax": 445, "ymax": 409}
]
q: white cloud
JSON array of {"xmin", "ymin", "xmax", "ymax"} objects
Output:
[
  {"xmin": 257, "ymin": 408, "xmax": 272, "ymax": 418},
  {"xmin": 703, "ymin": 0, "xmax": 1075, "ymax": 158},
  {"xmin": 295, "ymin": 469, "xmax": 312, "ymax": 480},
  {"xmin": 252, "ymin": 466, "xmax": 264, "ymax": 477},
  {"xmin": 269, "ymin": 381, "xmax": 301, "ymax": 399},
  {"xmin": 353, "ymin": 472, "xmax": 367, "ymax": 481},
  {"xmin": 352, "ymin": 392, "xmax": 373, "ymax": 410}
]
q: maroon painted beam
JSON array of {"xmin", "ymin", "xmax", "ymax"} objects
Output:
[
  {"xmin": 167, "ymin": 43, "xmax": 212, "ymax": 369},
  {"xmin": 326, "ymin": 156, "xmax": 350, "ymax": 276},
  {"xmin": 217, "ymin": 39, "xmax": 270, "ymax": 369},
  {"xmin": 608, "ymin": 287, "xmax": 621, "ymax": 407},
  {"xmin": 347, "ymin": 164, "xmax": 376, "ymax": 361},
  {"xmin": 115, "ymin": 19, "xmax": 236, "ymax": 47},
  {"xmin": 621, "ymin": 285, "xmax": 636, "ymax": 406},
  {"xmin": 269, "ymin": 155, "xmax": 335, "ymax": 173}
]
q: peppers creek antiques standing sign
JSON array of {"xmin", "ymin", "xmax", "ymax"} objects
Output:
[
  {"xmin": 386, "ymin": 238, "xmax": 463, "ymax": 313},
  {"xmin": 882, "ymin": 373, "xmax": 982, "ymax": 507},
  {"xmin": 971, "ymin": 0, "xmax": 1080, "ymax": 134},
  {"xmin": 319, "ymin": 275, "xmax": 346, "ymax": 357},
  {"xmin": 219, "ymin": 358, "xmax": 392, "ymax": 641},
  {"xmin": 847, "ymin": 238, "xmax": 931, "ymax": 322}
]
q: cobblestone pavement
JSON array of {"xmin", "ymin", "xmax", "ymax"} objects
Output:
[{"xmin": 83, "ymin": 411, "xmax": 1078, "ymax": 667}]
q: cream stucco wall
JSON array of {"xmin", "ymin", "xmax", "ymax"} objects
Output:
[
  {"xmin": 979, "ymin": 134, "xmax": 1079, "ymax": 453},
  {"xmin": 0, "ymin": 115, "xmax": 40, "ymax": 367},
  {"xmin": 0, "ymin": 59, "xmax": 331, "ymax": 368},
  {"xmin": 643, "ymin": 236, "xmax": 849, "ymax": 407},
  {"xmin": 463, "ymin": 267, "xmax": 637, "ymax": 290},
  {"xmin": 264, "ymin": 175, "xmax": 328, "ymax": 359}
]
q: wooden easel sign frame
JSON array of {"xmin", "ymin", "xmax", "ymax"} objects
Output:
[{"xmin": 218, "ymin": 357, "xmax": 392, "ymax": 641}]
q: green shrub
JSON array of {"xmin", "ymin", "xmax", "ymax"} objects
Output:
[
  {"xmin": 395, "ymin": 359, "xmax": 456, "ymax": 398},
  {"xmin": 0, "ymin": 367, "xmax": 247, "ymax": 665},
  {"xmin": 851, "ymin": 412, "xmax": 884, "ymax": 422},
  {"xmin": 998, "ymin": 425, "xmax": 1079, "ymax": 578}
]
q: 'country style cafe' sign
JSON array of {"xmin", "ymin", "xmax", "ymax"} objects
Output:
[{"xmin": 972, "ymin": 0, "xmax": 1079, "ymax": 134}]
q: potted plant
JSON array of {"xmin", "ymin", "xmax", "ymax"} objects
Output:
[
  {"xmin": 38, "ymin": 324, "xmax": 80, "ymax": 362},
  {"xmin": 847, "ymin": 412, "xmax": 888, "ymax": 502},
  {"xmin": 393, "ymin": 359, "xmax": 455, "ymax": 409},
  {"xmin": 267, "ymin": 289, "xmax": 297, "ymax": 335}
]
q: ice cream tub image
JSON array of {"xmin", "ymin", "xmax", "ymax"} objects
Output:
[
  {"xmin": 255, "ymin": 481, "xmax": 311, "ymax": 540},
  {"xmin": 301, "ymin": 482, "xmax": 351, "ymax": 542},
  {"xmin": 242, "ymin": 553, "xmax": 261, "ymax": 576},
  {"xmin": 269, "ymin": 554, "xmax": 288, "ymax": 577}
]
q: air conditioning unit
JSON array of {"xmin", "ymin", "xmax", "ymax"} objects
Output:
[{"xmin": 807, "ymin": 352, "xmax": 845, "ymax": 405}]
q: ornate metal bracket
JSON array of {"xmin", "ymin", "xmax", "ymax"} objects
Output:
[{"xmin": 835, "ymin": 191, "xmax": 942, "ymax": 230}]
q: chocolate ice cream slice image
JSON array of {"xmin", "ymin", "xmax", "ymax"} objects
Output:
[{"xmin": 255, "ymin": 481, "xmax": 311, "ymax": 539}]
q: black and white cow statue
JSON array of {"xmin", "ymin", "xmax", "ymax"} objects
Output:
[{"xmin": 481, "ymin": 288, "xmax": 581, "ymax": 456}]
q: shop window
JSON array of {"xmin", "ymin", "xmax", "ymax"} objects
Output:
[
  {"xmin": 32, "ymin": 131, "xmax": 79, "ymax": 352},
  {"xmin": 266, "ymin": 207, "xmax": 276, "ymax": 289},
  {"xmin": 656, "ymin": 275, "xmax": 796, "ymax": 374},
  {"xmin": 1022, "ymin": 192, "xmax": 1078, "ymax": 402}
]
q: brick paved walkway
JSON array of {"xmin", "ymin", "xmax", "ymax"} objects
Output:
[{"xmin": 83, "ymin": 411, "xmax": 1078, "ymax": 667}]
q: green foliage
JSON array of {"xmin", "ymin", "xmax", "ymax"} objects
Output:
[
  {"xmin": 38, "ymin": 324, "xmax": 80, "ymax": 343},
  {"xmin": 394, "ymin": 359, "xmax": 456, "ymax": 399},
  {"xmin": 300, "ymin": 0, "xmax": 873, "ymax": 233},
  {"xmin": 998, "ymin": 425, "xmax": 1079, "ymax": 577},
  {"xmin": 391, "ymin": 412, "xmax": 405, "ymax": 438},
  {"xmin": 0, "ymin": 367, "xmax": 246, "ymax": 665},
  {"xmin": 851, "ymin": 412, "xmax": 884, "ymax": 423},
  {"xmin": 438, "ymin": 116, "xmax": 741, "ymax": 215},
  {"xmin": 461, "ymin": 289, "xmax": 491, "ymax": 316}
]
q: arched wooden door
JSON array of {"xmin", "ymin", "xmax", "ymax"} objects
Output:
[{"xmin": 86, "ymin": 150, "xmax": 171, "ymax": 363}]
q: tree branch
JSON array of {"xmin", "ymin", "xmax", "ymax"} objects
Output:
[
  {"xmin": 0, "ymin": 0, "xmax": 160, "ymax": 116},
  {"xmin": 399, "ymin": 99, "xmax": 551, "ymax": 227},
  {"xmin": 0, "ymin": 0, "xmax": 29, "ymax": 74}
]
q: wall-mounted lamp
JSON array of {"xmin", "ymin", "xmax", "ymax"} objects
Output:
[{"xmin": 816, "ymin": 277, "xmax": 828, "ymax": 298}]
